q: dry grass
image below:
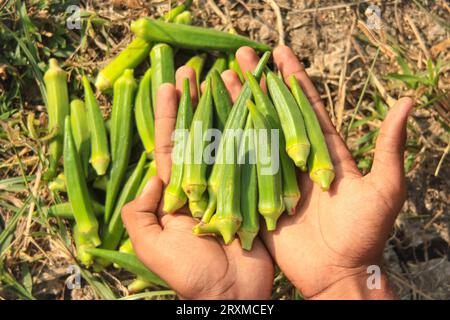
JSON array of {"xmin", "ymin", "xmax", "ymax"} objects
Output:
[{"xmin": 0, "ymin": 0, "xmax": 448, "ymax": 300}]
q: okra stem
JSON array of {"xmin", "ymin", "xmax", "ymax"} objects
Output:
[
  {"xmin": 246, "ymin": 100, "xmax": 285, "ymax": 231},
  {"xmin": 266, "ymin": 71, "xmax": 310, "ymax": 171},
  {"xmin": 82, "ymin": 75, "xmax": 110, "ymax": 176},
  {"xmin": 164, "ymin": 79, "xmax": 193, "ymax": 213},
  {"xmin": 135, "ymin": 68, "xmax": 155, "ymax": 154},
  {"xmin": 289, "ymin": 75, "xmax": 335, "ymax": 191},
  {"xmin": 182, "ymin": 76, "xmax": 213, "ymax": 202},
  {"xmin": 48, "ymin": 201, "xmax": 104, "ymax": 219},
  {"xmin": 44, "ymin": 59, "xmax": 70, "ymax": 179}
]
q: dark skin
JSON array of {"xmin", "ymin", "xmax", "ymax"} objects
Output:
[{"xmin": 122, "ymin": 46, "xmax": 414, "ymax": 300}]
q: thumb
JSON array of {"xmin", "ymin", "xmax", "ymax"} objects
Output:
[
  {"xmin": 368, "ymin": 97, "xmax": 414, "ymax": 195},
  {"xmin": 121, "ymin": 176, "xmax": 163, "ymax": 245}
]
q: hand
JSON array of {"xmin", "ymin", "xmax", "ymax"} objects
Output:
[
  {"xmin": 234, "ymin": 46, "xmax": 413, "ymax": 299},
  {"xmin": 121, "ymin": 67, "xmax": 274, "ymax": 299}
]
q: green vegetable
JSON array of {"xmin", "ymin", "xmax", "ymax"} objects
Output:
[
  {"xmin": 136, "ymin": 160, "xmax": 157, "ymax": 196},
  {"xmin": 48, "ymin": 201, "xmax": 104, "ymax": 219},
  {"xmin": 105, "ymin": 69, "xmax": 137, "ymax": 223},
  {"xmin": 70, "ymin": 99, "xmax": 90, "ymax": 176},
  {"xmin": 266, "ymin": 71, "xmax": 310, "ymax": 171},
  {"xmin": 211, "ymin": 69, "xmax": 232, "ymax": 131},
  {"xmin": 164, "ymin": 79, "xmax": 193, "ymax": 213},
  {"xmin": 63, "ymin": 116, "xmax": 100, "ymax": 266},
  {"xmin": 131, "ymin": 18, "xmax": 271, "ymax": 52},
  {"xmin": 182, "ymin": 76, "xmax": 213, "ymax": 202},
  {"xmin": 246, "ymin": 100, "xmax": 284, "ymax": 231},
  {"xmin": 99, "ymin": 152, "xmax": 146, "ymax": 267},
  {"xmin": 185, "ymin": 53, "xmax": 207, "ymax": 89},
  {"xmin": 44, "ymin": 59, "xmax": 70, "ymax": 179},
  {"xmin": 202, "ymin": 51, "xmax": 271, "ymax": 224},
  {"xmin": 134, "ymin": 68, "xmax": 155, "ymax": 154},
  {"xmin": 150, "ymin": 43, "xmax": 175, "ymax": 109},
  {"xmin": 207, "ymin": 54, "xmax": 228, "ymax": 76},
  {"xmin": 48, "ymin": 173, "xmax": 66, "ymax": 192},
  {"xmin": 85, "ymin": 248, "xmax": 167, "ymax": 287},
  {"xmin": 289, "ymin": 75, "xmax": 335, "ymax": 191},
  {"xmin": 228, "ymin": 52, "xmax": 244, "ymax": 83},
  {"xmin": 173, "ymin": 10, "xmax": 192, "ymax": 25},
  {"xmin": 82, "ymin": 75, "xmax": 110, "ymax": 176},
  {"xmin": 237, "ymin": 115, "xmax": 259, "ymax": 250}
]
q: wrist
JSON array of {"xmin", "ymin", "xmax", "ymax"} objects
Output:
[{"xmin": 309, "ymin": 267, "xmax": 397, "ymax": 300}]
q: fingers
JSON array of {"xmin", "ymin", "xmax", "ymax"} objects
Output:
[
  {"xmin": 236, "ymin": 46, "xmax": 267, "ymax": 91},
  {"xmin": 368, "ymin": 97, "xmax": 414, "ymax": 195},
  {"xmin": 175, "ymin": 66, "xmax": 198, "ymax": 106},
  {"xmin": 121, "ymin": 176, "xmax": 163, "ymax": 248},
  {"xmin": 154, "ymin": 83, "xmax": 178, "ymax": 184},
  {"xmin": 273, "ymin": 45, "xmax": 336, "ymax": 135},
  {"xmin": 221, "ymin": 70, "xmax": 242, "ymax": 102}
]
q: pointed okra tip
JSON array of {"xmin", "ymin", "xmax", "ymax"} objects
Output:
[
  {"xmin": 311, "ymin": 169, "xmax": 335, "ymax": 192},
  {"xmin": 237, "ymin": 230, "xmax": 258, "ymax": 251}
]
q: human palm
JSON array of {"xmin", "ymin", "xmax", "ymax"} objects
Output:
[{"xmin": 122, "ymin": 67, "xmax": 273, "ymax": 299}]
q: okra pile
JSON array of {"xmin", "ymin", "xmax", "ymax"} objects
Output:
[{"xmin": 43, "ymin": 0, "xmax": 335, "ymax": 292}]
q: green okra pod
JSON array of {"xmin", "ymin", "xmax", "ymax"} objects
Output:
[
  {"xmin": 85, "ymin": 248, "xmax": 167, "ymax": 287},
  {"xmin": 63, "ymin": 116, "xmax": 101, "ymax": 266},
  {"xmin": 237, "ymin": 115, "xmax": 259, "ymax": 250},
  {"xmin": 136, "ymin": 160, "xmax": 157, "ymax": 196},
  {"xmin": 202, "ymin": 51, "xmax": 271, "ymax": 224},
  {"xmin": 99, "ymin": 152, "xmax": 146, "ymax": 267},
  {"xmin": 289, "ymin": 75, "xmax": 335, "ymax": 191},
  {"xmin": 135, "ymin": 68, "xmax": 155, "ymax": 154},
  {"xmin": 48, "ymin": 201, "xmax": 104, "ymax": 219},
  {"xmin": 131, "ymin": 18, "xmax": 271, "ymax": 52},
  {"xmin": 228, "ymin": 52, "xmax": 245, "ymax": 83},
  {"xmin": 188, "ymin": 193, "xmax": 208, "ymax": 219},
  {"xmin": 193, "ymin": 137, "xmax": 241, "ymax": 245},
  {"xmin": 211, "ymin": 69, "xmax": 232, "ymax": 131},
  {"xmin": 185, "ymin": 53, "xmax": 207, "ymax": 90},
  {"xmin": 82, "ymin": 75, "xmax": 110, "ymax": 176},
  {"xmin": 173, "ymin": 10, "xmax": 192, "ymax": 25},
  {"xmin": 163, "ymin": 79, "xmax": 194, "ymax": 214},
  {"xmin": 266, "ymin": 71, "xmax": 310, "ymax": 171},
  {"xmin": 44, "ymin": 59, "xmax": 70, "ymax": 179},
  {"xmin": 182, "ymin": 76, "xmax": 213, "ymax": 202},
  {"xmin": 247, "ymin": 72, "xmax": 300, "ymax": 215},
  {"xmin": 95, "ymin": 0, "xmax": 193, "ymax": 91},
  {"xmin": 70, "ymin": 99, "xmax": 90, "ymax": 176},
  {"xmin": 105, "ymin": 69, "xmax": 137, "ymax": 223},
  {"xmin": 150, "ymin": 43, "xmax": 175, "ymax": 109},
  {"xmin": 207, "ymin": 54, "xmax": 228, "ymax": 76},
  {"xmin": 246, "ymin": 100, "xmax": 284, "ymax": 231}
]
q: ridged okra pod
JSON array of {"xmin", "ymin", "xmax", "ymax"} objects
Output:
[
  {"xmin": 237, "ymin": 116, "xmax": 259, "ymax": 250},
  {"xmin": 137, "ymin": 160, "xmax": 157, "ymax": 196},
  {"xmin": 247, "ymin": 72, "xmax": 300, "ymax": 215},
  {"xmin": 163, "ymin": 79, "xmax": 193, "ymax": 213},
  {"xmin": 131, "ymin": 19, "xmax": 271, "ymax": 52},
  {"xmin": 85, "ymin": 248, "xmax": 167, "ymax": 287},
  {"xmin": 105, "ymin": 69, "xmax": 137, "ymax": 223},
  {"xmin": 82, "ymin": 76, "xmax": 110, "ymax": 176},
  {"xmin": 44, "ymin": 59, "xmax": 70, "ymax": 179},
  {"xmin": 99, "ymin": 152, "xmax": 146, "ymax": 267},
  {"xmin": 182, "ymin": 76, "xmax": 213, "ymax": 202},
  {"xmin": 185, "ymin": 53, "xmax": 207, "ymax": 91},
  {"xmin": 63, "ymin": 117, "xmax": 100, "ymax": 265},
  {"xmin": 188, "ymin": 193, "xmax": 208, "ymax": 219},
  {"xmin": 228, "ymin": 52, "xmax": 244, "ymax": 83},
  {"xmin": 134, "ymin": 68, "xmax": 155, "ymax": 154},
  {"xmin": 48, "ymin": 201, "xmax": 104, "ymax": 219},
  {"xmin": 202, "ymin": 51, "xmax": 271, "ymax": 223},
  {"xmin": 193, "ymin": 137, "xmax": 241, "ymax": 244},
  {"xmin": 70, "ymin": 99, "xmax": 90, "ymax": 176},
  {"xmin": 150, "ymin": 44, "xmax": 175, "ymax": 109},
  {"xmin": 246, "ymin": 100, "xmax": 284, "ymax": 231},
  {"xmin": 289, "ymin": 75, "xmax": 335, "ymax": 190},
  {"xmin": 207, "ymin": 54, "xmax": 228, "ymax": 76},
  {"xmin": 211, "ymin": 69, "xmax": 232, "ymax": 131},
  {"xmin": 266, "ymin": 71, "xmax": 310, "ymax": 171}
]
